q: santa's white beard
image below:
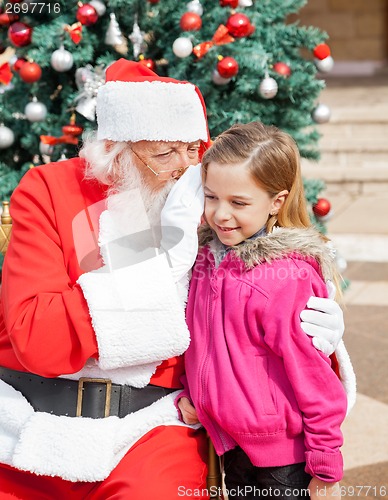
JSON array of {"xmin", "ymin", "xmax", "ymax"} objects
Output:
[{"xmin": 106, "ymin": 158, "xmax": 175, "ymax": 238}]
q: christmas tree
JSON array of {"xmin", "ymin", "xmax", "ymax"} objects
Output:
[{"xmin": 0, "ymin": 0, "xmax": 332, "ymax": 232}]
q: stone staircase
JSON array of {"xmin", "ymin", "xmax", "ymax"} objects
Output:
[{"xmin": 301, "ymin": 75, "xmax": 388, "ymax": 196}]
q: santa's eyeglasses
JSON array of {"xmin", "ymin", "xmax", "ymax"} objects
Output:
[{"xmin": 131, "ymin": 148, "xmax": 189, "ymax": 180}]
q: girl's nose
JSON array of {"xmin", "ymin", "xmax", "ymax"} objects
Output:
[{"xmin": 215, "ymin": 206, "xmax": 232, "ymax": 222}]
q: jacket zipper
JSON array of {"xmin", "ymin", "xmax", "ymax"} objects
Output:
[{"xmin": 198, "ymin": 265, "xmax": 230, "ymax": 453}]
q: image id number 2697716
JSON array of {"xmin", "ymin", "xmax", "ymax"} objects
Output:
[{"xmin": 4, "ymin": 2, "xmax": 61, "ymax": 14}]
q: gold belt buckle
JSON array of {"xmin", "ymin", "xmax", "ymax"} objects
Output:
[{"xmin": 76, "ymin": 377, "xmax": 112, "ymax": 417}]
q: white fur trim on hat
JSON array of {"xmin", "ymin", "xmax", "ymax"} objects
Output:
[{"xmin": 96, "ymin": 80, "xmax": 208, "ymax": 143}]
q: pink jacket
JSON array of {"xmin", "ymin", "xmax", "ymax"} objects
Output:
[{"xmin": 181, "ymin": 226, "xmax": 354, "ymax": 482}]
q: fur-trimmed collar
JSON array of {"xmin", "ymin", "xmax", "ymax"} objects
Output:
[{"xmin": 198, "ymin": 224, "xmax": 336, "ymax": 281}]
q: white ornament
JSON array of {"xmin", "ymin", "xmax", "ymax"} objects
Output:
[
  {"xmin": 238, "ymin": 0, "xmax": 253, "ymax": 6},
  {"xmin": 129, "ymin": 15, "xmax": 146, "ymax": 59},
  {"xmin": 9, "ymin": 54, "xmax": 18, "ymax": 66},
  {"xmin": 312, "ymin": 103, "xmax": 331, "ymax": 124},
  {"xmin": 0, "ymin": 124, "xmax": 15, "ymax": 149},
  {"xmin": 314, "ymin": 55, "xmax": 334, "ymax": 73},
  {"xmin": 336, "ymin": 252, "xmax": 348, "ymax": 274},
  {"xmin": 259, "ymin": 75, "xmax": 278, "ymax": 99},
  {"xmin": 39, "ymin": 141, "xmax": 54, "ymax": 156},
  {"xmin": 187, "ymin": 0, "xmax": 203, "ymax": 16},
  {"xmin": 0, "ymin": 83, "xmax": 14, "ymax": 95},
  {"xmin": 212, "ymin": 69, "xmax": 231, "ymax": 86},
  {"xmin": 89, "ymin": 0, "xmax": 106, "ymax": 17},
  {"xmin": 25, "ymin": 97, "xmax": 47, "ymax": 122},
  {"xmin": 105, "ymin": 13, "xmax": 128, "ymax": 55},
  {"xmin": 317, "ymin": 208, "xmax": 334, "ymax": 223},
  {"xmin": 51, "ymin": 46, "xmax": 74, "ymax": 72},
  {"xmin": 172, "ymin": 37, "xmax": 193, "ymax": 58}
]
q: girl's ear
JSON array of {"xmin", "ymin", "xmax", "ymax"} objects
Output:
[{"xmin": 271, "ymin": 190, "xmax": 289, "ymax": 215}]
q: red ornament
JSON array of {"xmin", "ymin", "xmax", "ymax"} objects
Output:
[
  {"xmin": 0, "ymin": 63, "xmax": 13, "ymax": 85},
  {"xmin": 62, "ymin": 123, "xmax": 84, "ymax": 137},
  {"xmin": 0, "ymin": 13, "xmax": 19, "ymax": 26},
  {"xmin": 148, "ymin": 0, "xmax": 160, "ymax": 3},
  {"xmin": 226, "ymin": 13, "xmax": 254, "ymax": 38},
  {"xmin": 273, "ymin": 62, "xmax": 291, "ymax": 77},
  {"xmin": 76, "ymin": 3, "xmax": 98, "ymax": 26},
  {"xmin": 313, "ymin": 43, "xmax": 331, "ymax": 60},
  {"xmin": 217, "ymin": 56, "xmax": 239, "ymax": 78},
  {"xmin": 19, "ymin": 61, "xmax": 42, "ymax": 83},
  {"xmin": 139, "ymin": 58, "xmax": 156, "ymax": 71},
  {"xmin": 180, "ymin": 12, "xmax": 202, "ymax": 31},
  {"xmin": 312, "ymin": 198, "xmax": 331, "ymax": 218},
  {"xmin": 8, "ymin": 22, "xmax": 33, "ymax": 47},
  {"xmin": 12, "ymin": 57, "xmax": 27, "ymax": 72},
  {"xmin": 219, "ymin": 0, "xmax": 238, "ymax": 7}
]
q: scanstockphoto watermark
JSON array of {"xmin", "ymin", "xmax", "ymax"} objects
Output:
[
  {"xmin": 192, "ymin": 251, "xmax": 313, "ymax": 283},
  {"xmin": 178, "ymin": 485, "xmax": 310, "ymax": 497}
]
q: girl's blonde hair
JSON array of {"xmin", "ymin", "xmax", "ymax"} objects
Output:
[
  {"xmin": 202, "ymin": 121, "xmax": 311, "ymax": 233},
  {"xmin": 202, "ymin": 121, "xmax": 343, "ymax": 298}
]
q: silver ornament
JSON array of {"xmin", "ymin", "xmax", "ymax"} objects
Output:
[
  {"xmin": 0, "ymin": 83, "xmax": 14, "ymax": 95},
  {"xmin": 259, "ymin": 75, "xmax": 278, "ymax": 99},
  {"xmin": 0, "ymin": 124, "xmax": 15, "ymax": 149},
  {"xmin": 74, "ymin": 65, "xmax": 105, "ymax": 121},
  {"xmin": 58, "ymin": 153, "xmax": 68, "ymax": 162},
  {"xmin": 129, "ymin": 15, "xmax": 146, "ymax": 59},
  {"xmin": 238, "ymin": 0, "xmax": 253, "ymax": 6},
  {"xmin": 187, "ymin": 0, "xmax": 203, "ymax": 16},
  {"xmin": 25, "ymin": 97, "xmax": 47, "ymax": 122},
  {"xmin": 105, "ymin": 13, "xmax": 128, "ymax": 54},
  {"xmin": 51, "ymin": 46, "xmax": 74, "ymax": 72},
  {"xmin": 172, "ymin": 37, "xmax": 193, "ymax": 58},
  {"xmin": 336, "ymin": 253, "xmax": 347, "ymax": 274},
  {"xmin": 312, "ymin": 103, "xmax": 331, "ymax": 124},
  {"xmin": 89, "ymin": 0, "xmax": 106, "ymax": 17},
  {"xmin": 39, "ymin": 141, "xmax": 54, "ymax": 156},
  {"xmin": 317, "ymin": 209, "xmax": 333, "ymax": 223},
  {"xmin": 314, "ymin": 56, "xmax": 334, "ymax": 73},
  {"xmin": 212, "ymin": 69, "xmax": 231, "ymax": 86}
]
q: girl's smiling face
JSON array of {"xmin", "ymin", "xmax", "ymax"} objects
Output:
[{"xmin": 204, "ymin": 161, "xmax": 287, "ymax": 246}]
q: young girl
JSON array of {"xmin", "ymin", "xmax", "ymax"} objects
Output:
[{"xmin": 177, "ymin": 122, "xmax": 356, "ymax": 500}]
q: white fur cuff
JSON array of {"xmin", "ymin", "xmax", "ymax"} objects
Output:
[{"xmin": 77, "ymin": 254, "xmax": 190, "ymax": 373}]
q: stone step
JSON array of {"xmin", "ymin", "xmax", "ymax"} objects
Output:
[
  {"xmin": 319, "ymin": 138, "xmax": 388, "ymax": 153},
  {"xmin": 325, "ymin": 105, "xmax": 388, "ymax": 124},
  {"xmin": 311, "ymin": 152, "xmax": 388, "ymax": 169},
  {"xmin": 302, "ymin": 162, "xmax": 388, "ymax": 183},
  {"xmin": 303, "ymin": 77, "xmax": 388, "ymax": 194},
  {"xmin": 318, "ymin": 123, "xmax": 388, "ymax": 140}
]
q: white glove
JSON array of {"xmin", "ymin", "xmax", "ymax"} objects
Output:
[
  {"xmin": 160, "ymin": 163, "xmax": 204, "ymax": 282},
  {"xmin": 300, "ymin": 280, "xmax": 344, "ymax": 356}
]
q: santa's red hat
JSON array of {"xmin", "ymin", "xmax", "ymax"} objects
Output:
[{"xmin": 96, "ymin": 59, "xmax": 210, "ymax": 146}]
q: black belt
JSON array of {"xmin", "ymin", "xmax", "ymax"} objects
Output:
[{"xmin": 0, "ymin": 366, "xmax": 175, "ymax": 419}]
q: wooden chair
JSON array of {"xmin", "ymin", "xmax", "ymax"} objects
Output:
[
  {"xmin": 0, "ymin": 201, "xmax": 12, "ymax": 256},
  {"xmin": 0, "ymin": 199, "xmax": 223, "ymax": 495},
  {"xmin": 208, "ymin": 439, "xmax": 223, "ymax": 498}
]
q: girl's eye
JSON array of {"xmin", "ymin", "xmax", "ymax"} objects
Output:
[
  {"xmin": 204, "ymin": 195, "xmax": 215, "ymax": 200},
  {"xmin": 233, "ymin": 201, "xmax": 247, "ymax": 206}
]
